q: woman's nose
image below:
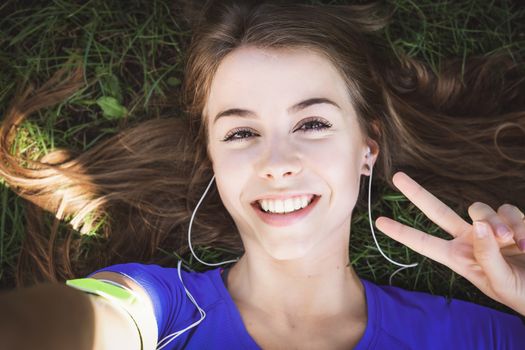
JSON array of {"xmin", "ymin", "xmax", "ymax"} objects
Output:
[{"xmin": 257, "ymin": 141, "xmax": 302, "ymax": 180}]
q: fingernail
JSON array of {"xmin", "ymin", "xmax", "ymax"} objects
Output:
[
  {"xmin": 474, "ymin": 221, "xmax": 488, "ymax": 238},
  {"xmin": 495, "ymin": 224, "xmax": 511, "ymax": 238},
  {"xmin": 518, "ymin": 239, "xmax": 525, "ymax": 251}
]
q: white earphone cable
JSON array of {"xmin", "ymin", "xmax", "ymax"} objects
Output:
[
  {"xmin": 156, "ymin": 177, "xmax": 238, "ymax": 349},
  {"xmin": 156, "ymin": 261, "xmax": 207, "ymax": 349},
  {"xmin": 187, "ymin": 174, "xmax": 239, "ymax": 267},
  {"xmin": 366, "ymin": 163, "xmax": 418, "ymax": 283}
]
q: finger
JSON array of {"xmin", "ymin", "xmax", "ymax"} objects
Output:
[
  {"xmin": 472, "ymin": 220, "xmax": 514, "ymax": 294},
  {"xmin": 469, "ymin": 202, "xmax": 515, "ymax": 246},
  {"xmin": 497, "ymin": 204, "xmax": 525, "ymax": 252},
  {"xmin": 392, "ymin": 172, "xmax": 470, "ymax": 238},
  {"xmin": 375, "ymin": 216, "xmax": 450, "ymax": 266}
]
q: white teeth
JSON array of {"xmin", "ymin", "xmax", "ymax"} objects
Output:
[
  {"xmin": 259, "ymin": 199, "xmax": 268, "ymax": 211},
  {"xmin": 275, "ymin": 200, "xmax": 285, "ymax": 213},
  {"xmin": 258, "ymin": 195, "xmax": 314, "ymax": 214},
  {"xmin": 268, "ymin": 199, "xmax": 275, "ymax": 213},
  {"xmin": 284, "ymin": 198, "xmax": 294, "ymax": 213},
  {"xmin": 300, "ymin": 196, "xmax": 308, "ymax": 208},
  {"xmin": 294, "ymin": 197, "xmax": 302, "ymax": 209}
]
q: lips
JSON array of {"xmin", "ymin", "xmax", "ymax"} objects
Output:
[{"xmin": 250, "ymin": 195, "xmax": 321, "ymax": 227}]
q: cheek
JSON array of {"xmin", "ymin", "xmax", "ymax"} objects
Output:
[
  {"xmin": 211, "ymin": 146, "xmax": 255, "ymax": 208},
  {"xmin": 308, "ymin": 138, "xmax": 362, "ymax": 201},
  {"xmin": 212, "ymin": 146, "xmax": 258, "ymax": 178},
  {"xmin": 304, "ymin": 136, "xmax": 359, "ymax": 174}
]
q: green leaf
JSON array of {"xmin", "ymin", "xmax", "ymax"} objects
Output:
[
  {"xmin": 95, "ymin": 67, "xmax": 123, "ymax": 102},
  {"xmin": 103, "ymin": 74, "xmax": 123, "ymax": 102},
  {"xmin": 167, "ymin": 77, "xmax": 181, "ymax": 87},
  {"xmin": 96, "ymin": 96, "xmax": 128, "ymax": 120}
]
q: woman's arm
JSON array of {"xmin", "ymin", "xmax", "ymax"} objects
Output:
[
  {"xmin": 89, "ymin": 271, "xmax": 158, "ymax": 349},
  {"xmin": 0, "ymin": 272, "xmax": 156, "ymax": 350}
]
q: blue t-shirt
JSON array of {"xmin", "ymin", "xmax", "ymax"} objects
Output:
[{"xmin": 90, "ymin": 263, "xmax": 525, "ymax": 349}]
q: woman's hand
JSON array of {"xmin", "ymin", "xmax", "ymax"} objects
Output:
[{"xmin": 375, "ymin": 171, "xmax": 525, "ymax": 316}]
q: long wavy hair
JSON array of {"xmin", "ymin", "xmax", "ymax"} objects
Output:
[{"xmin": 1, "ymin": 0, "xmax": 523, "ymax": 286}]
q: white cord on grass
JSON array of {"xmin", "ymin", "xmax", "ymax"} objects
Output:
[
  {"xmin": 187, "ymin": 175, "xmax": 239, "ymax": 267},
  {"xmin": 367, "ymin": 165, "xmax": 418, "ymax": 285}
]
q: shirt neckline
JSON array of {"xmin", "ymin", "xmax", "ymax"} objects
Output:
[{"xmin": 211, "ymin": 267, "xmax": 378, "ymax": 349}]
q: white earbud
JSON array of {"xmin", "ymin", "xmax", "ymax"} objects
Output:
[{"xmin": 366, "ymin": 147, "xmax": 372, "ymax": 171}]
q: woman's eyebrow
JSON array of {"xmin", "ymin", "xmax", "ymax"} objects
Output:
[{"xmin": 213, "ymin": 97, "xmax": 341, "ymax": 125}]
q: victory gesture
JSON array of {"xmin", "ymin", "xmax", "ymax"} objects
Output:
[{"xmin": 375, "ymin": 172, "xmax": 525, "ymax": 316}]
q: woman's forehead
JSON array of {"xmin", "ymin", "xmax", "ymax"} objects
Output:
[{"xmin": 204, "ymin": 46, "xmax": 350, "ymax": 122}]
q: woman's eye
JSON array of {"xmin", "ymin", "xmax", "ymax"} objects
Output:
[
  {"xmin": 295, "ymin": 117, "xmax": 333, "ymax": 133},
  {"xmin": 222, "ymin": 128, "xmax": 257, "ymax": 142},
  {"xmin": 221, "ymin": 117, "xmax": 332, "ymax": 143}
]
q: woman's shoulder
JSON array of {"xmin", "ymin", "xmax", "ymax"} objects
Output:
[
  {"xmin": 88, "ymin": 261, "xmax": 225, "ymax": 308},
  {"xmin": 361, "ymin": 279, "xmax": 525, "ymax": 349},
  {"xmin": 89, "ymin": 262, "xmax": 217, "ymax": 289},
  {"xmin": 88, "ymin": 262, "xmax": 229, "ymax": 344}
]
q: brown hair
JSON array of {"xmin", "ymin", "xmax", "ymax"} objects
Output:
[{"xmin": 1, "ymin": 0, "xmax": 524, "ymax": 286}]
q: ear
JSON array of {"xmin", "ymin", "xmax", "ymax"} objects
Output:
[{"xmin": 361, "ymin": 138, "xmax": 379, "ymax": 176}]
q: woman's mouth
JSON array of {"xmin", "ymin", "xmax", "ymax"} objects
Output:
[{"xmin": 250, "ymin": 195, "xmax": 321, "ymax": 227}]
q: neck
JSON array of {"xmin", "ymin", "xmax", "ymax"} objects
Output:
[{"xmin": 226, "ymin": 228, "xmax": 365, "ymax": 323}]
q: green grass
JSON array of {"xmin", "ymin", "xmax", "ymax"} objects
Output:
[{"xmin": 0, "ymin": 0, "xmax": 524, "ymax": 318}]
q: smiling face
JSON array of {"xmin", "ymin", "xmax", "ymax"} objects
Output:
[{"xmin": 204, "ymin": 46, "xmax": 374, "ymax": 261}]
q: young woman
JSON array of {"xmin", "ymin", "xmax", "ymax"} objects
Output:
[{"xmin": 0, "ymin": 1, "xmax": 524, "ymax": 349}]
